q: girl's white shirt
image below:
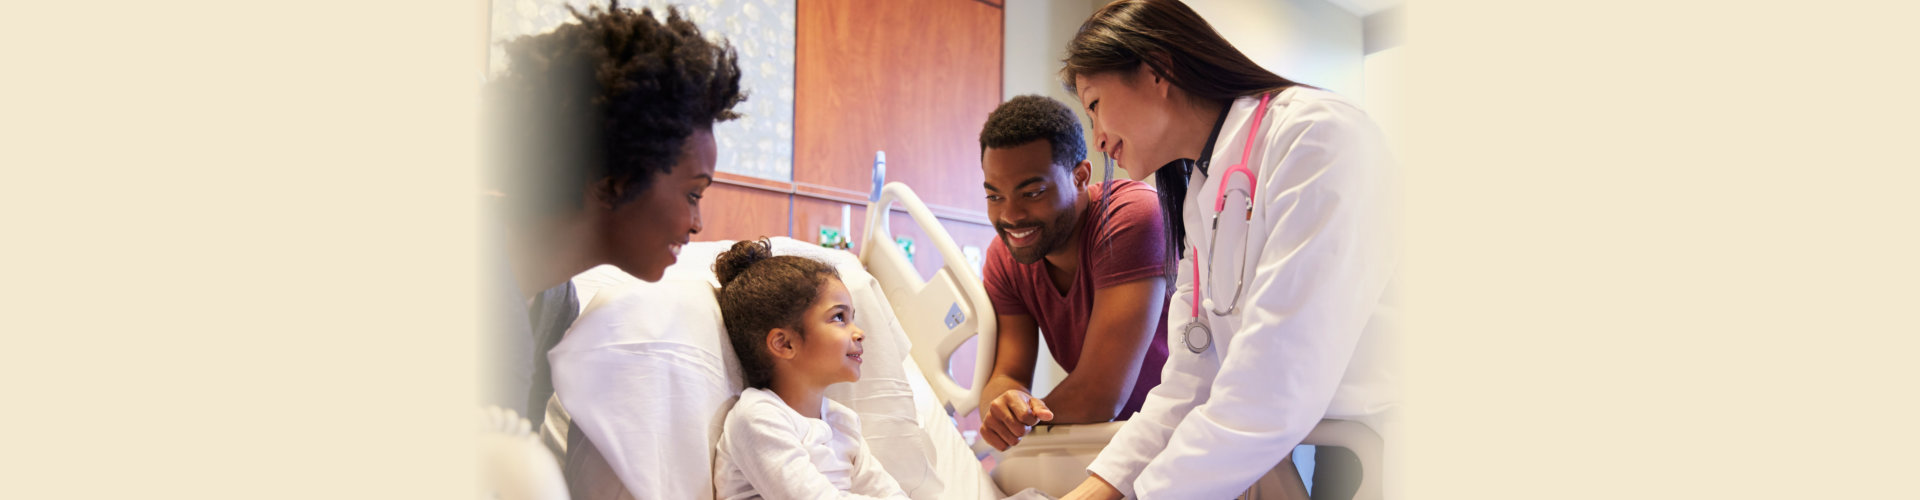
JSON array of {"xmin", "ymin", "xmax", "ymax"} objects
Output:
[{"xmin": 713, "ymin": 387, "xmax": 911, "ymax": 500}]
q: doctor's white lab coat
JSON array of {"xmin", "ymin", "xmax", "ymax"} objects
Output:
[{"xmin": 1085, "ymin": 86, "xmax": 1401, "ymax": 499}]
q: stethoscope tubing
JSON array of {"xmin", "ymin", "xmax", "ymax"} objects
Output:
[{"xmin": 1182, "ymin": 92, "xmax": 1273, "ymax": 354}]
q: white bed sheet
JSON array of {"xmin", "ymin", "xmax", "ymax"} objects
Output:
[{"xmin": 553, "ymin": 238, "xmax": 1000, "ymax": 500}]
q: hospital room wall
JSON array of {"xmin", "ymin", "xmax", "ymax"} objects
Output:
[
  {"xmin": 788, "ymin": 0, "xmax": 1003, "ymax": 281},
  {"xmin": 1185, "ymin": 0, "xmax": 1366, "ymax": 98},
  {"xmin": 1003, "ymin": 0, "xmax": 1103, "ymax": 183}
]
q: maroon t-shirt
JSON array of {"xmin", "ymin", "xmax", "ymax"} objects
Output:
[{"xmin": 982, "ymin": 180, "xmax": 1170, "ymax": 419}]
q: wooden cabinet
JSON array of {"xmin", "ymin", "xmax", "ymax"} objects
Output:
[
  {"xmin": 700, "ymin": 0, "xmax": 1004, "ymax": 281},
  {"xmin": 795, "ymin": 0, "xmax": 1004, "ymax": 215}
]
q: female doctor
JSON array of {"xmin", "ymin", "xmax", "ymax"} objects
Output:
[{"xmin": 1059, "ymin": 1, "xmax": 1399, "ymax": 499}]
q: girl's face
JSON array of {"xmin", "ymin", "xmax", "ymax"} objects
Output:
[
  {"xmin": 599, "ymin": 128, "xmax": 715, "ymax": 282},
  {"xmin": 792, "ymin": 278, "xmax": 865, "ymax": 386},
  {"xmin": 1075, "ymin": 65, "xmax": 1177, "ymax": 181}
]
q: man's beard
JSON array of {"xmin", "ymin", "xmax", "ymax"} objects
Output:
[{"xmin": 1001, "ymin": 207, "xmax": 1080, "ymax": 265}]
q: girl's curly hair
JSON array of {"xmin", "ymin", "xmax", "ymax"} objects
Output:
[{"xmin": 714, "ymin": 239, "xmax": 840, "ymax": 390}]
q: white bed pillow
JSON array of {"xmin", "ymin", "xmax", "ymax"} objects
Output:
[{"xmin": 552, "ymin": 238, "xmax": 985, "ymax": 500}]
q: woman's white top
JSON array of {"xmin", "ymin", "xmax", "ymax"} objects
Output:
[
  {"xmin": 1085, "ymin": 86, "xmax": 1401, "ymax": 499},
  {"xmin": 713, "ymin": 387, "xmax": 911, "ymax": 500}
]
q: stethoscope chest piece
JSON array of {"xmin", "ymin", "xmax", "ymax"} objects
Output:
[{"xmin": 1181, "ymin": 321, "xmax": 1212, "ymax": 354}]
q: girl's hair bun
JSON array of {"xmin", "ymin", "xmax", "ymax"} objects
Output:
[{"xmin": 714, "ymin": 238, "xmax": 774, "ymax": 286}]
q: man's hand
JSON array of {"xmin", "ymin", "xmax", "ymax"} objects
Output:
[{"xmin": 979, "ymin": 389, "xmax": 1055, "ymax": 451}]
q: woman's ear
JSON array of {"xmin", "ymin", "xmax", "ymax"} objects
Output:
[
  {"xmin": 766, "ymin": 328, "xmax": 799, "ymax": 360},
  {"xmin": 1139, "ymin": 53, "xmax": 1173, "ymax": 98},
  {"xmin": 588, "ymin": 176, "xmax": 627, "ymax": 210}
]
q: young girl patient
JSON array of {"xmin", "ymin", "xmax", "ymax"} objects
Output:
[{"xmin": 711, "ymin": 239, "xmax": 909, "ymax": 500}]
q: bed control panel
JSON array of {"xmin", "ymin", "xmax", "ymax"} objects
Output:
[{"xmin": 944, "ymin": 303, "xmax": 964, "ymax": 331}]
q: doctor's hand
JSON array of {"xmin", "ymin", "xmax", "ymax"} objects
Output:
[
  {"xmin": 1060, "ymin": 474, "xmax": 1123, "ymax": 500},
  {"xmin": 980, "ymin": 389, "xmax": 1054, "ymax": 451}
]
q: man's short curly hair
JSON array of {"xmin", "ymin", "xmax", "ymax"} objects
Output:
[
  {"xmin": 978, "ymin": 94, "xmax": 1087, "ymax": 169},
  {"xmin": 488, "ymin": 1, "xmax": 745, "ymax": 215}
]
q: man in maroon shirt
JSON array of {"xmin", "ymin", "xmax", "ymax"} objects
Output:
[{"xmin": 975, "ymin": 95, "xmax": 1171, "ymax": 451}]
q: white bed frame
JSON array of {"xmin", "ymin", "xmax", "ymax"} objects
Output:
[{"xmin": 859, "ymin": 182, "xmax": 998, "ymax": 420}]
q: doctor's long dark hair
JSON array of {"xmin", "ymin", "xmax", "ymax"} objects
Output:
[{"xmin": 1062, "ymin": 0, "xmax": 1306, "ymax": 273}]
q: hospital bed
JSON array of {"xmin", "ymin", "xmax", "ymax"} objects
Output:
[{"xmin": 481, "ymin": 182, "xmax": 1386, "ymax": 500}]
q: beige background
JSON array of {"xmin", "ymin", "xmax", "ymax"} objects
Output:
[{"xmin": 5, "ymin": 0, "xmax": 1917, "ymax": 497}]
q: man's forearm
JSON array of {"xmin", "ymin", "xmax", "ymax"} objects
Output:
[{"xmin": 1037, "ymin": 376, "xmax": 1128, "ymax": 424}]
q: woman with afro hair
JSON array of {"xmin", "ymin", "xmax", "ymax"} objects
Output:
[{"xmin": 479, "ymin": 2, "xmax": 744, "ymax": 498}]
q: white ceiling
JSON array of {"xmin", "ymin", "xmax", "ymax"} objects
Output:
[{"xmin": 1324, "ymin": 0, "xmax": 1402, "ymax": 17}]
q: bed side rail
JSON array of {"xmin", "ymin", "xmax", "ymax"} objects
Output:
[{"xmin": 859, "ymin": 182, "xmax": 998, "ymax": 419}]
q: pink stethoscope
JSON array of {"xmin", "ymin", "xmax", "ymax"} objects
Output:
[{"xmin": 1181, "ymin": 92, "xmax": 1271, "ymax": 354}]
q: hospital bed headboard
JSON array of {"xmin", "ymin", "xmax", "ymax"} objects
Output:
[{"xmin": 859, "ymin": 182, "xmax": 996, "ymax": 418}]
